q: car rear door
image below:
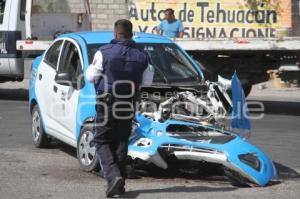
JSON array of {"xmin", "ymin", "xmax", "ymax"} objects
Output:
[{"xmin": 35, "ymin": 39, "xmax": 64, "ymax": 134}]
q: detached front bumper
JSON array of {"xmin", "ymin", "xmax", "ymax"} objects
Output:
[{"xmin": 128, "ymin": 137, "xmax": 277, "ymax": 187}]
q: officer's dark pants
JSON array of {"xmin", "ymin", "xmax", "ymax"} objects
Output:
[{"xmin": 92, "ymin": 96, "xmax": 133, "ymax": 183}]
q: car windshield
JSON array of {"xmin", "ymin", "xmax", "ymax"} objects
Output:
[
  {"xmin": 0, "ymin": 0, "xmax": 6, "ymax": 24},
  {"xmin": 87, "ymin": 43, "xmax": 201, "ymax": 83}
]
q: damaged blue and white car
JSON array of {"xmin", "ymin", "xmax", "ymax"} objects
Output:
[{"xmin": 29, "ymin": 32, "xmax": 277, "ymax": 187}]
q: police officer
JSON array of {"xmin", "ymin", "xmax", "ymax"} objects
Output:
[{"xmin": 85, "ymin": 19, "xmax": 153, "ymax": 197}]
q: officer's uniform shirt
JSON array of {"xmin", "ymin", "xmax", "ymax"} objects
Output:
[{"xmin": 85, "ymin": 50, "xmax": 154, "ymax": 86}]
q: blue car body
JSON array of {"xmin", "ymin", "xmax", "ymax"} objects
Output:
[
  {"xmin": 129, "ymin": 113, "xmax": 277, "ymax": 186},
  {"xmin": 29, "ymin": 31, "xmax": 277, "ymax": 187}
]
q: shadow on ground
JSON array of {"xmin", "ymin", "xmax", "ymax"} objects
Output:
[
  {"xmin": 43, "ymin": 139, "xmax": 77, "ymax": 158},
  {"xmin": 37, "ymin": 138, "xmax": 300, "ymax": 195},
  {"xmin": 0, "ymin": 89, "xmax": 29, "ymax": 101},
  {"xmin": 274, "ymin": 162, "xmax": 299, "ymax": 179},
  {"xmin": 122, "ymin": 185, "xmax": 237, "ymax": 198}
]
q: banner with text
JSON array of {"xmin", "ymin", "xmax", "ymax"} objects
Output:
[{"xmin": 128, "ymin": 0, "xmax": 292, "ymax": 39}]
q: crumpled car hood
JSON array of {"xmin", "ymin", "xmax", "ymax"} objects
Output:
[
  {"xmin": 128, "ymin": 82, "xmax": 276, "ymax": 186},
  {"xmin": 128, "ymin": 114, "xmax": 277, "ymax": 186}
]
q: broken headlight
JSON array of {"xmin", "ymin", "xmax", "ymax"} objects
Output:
[{"xmin": 238, "ymin": 153, "xmax": 261, "ymax": 171}]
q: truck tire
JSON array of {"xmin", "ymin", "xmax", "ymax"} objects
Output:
[
  {"xmin": 243, "ymin": 85, "xmax": 252, "ymax": 98},
  {"xmin": 77, "ymin": 125, "xmax": 100, "ymax": 172},
  {"xmin": 31, "ymin": 105, "xmax": 50, "ymax": 148},
  {"xmin": 194, "ymin": 59, "xmax": 218, "ymax": 81},
  {"xmin": 226, "ymin": 84, "xmax": 252, "ymax": 99}
]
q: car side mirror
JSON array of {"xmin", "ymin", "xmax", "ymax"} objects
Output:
[{"xmin": 55, "ymin": 72, "xmax": 72, "ymax": 87}]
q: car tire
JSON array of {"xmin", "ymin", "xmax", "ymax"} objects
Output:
[
  {"xmin": 31, "ymin": 105, "xmax": 49, "ymax": 148},
  {"xmin": 77, "ymin": 125, "xmax": 100, "ymax": 172}
]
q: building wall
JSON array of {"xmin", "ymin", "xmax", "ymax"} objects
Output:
[
  {"xmin": 68, "ymin": 0, "xmax": 87, "ymax": 13},
  {"xmin": 69, "ymin": 0, "xmax": 300, "ymax": 36},
  {"xmin": 292, "ymin": 0, "xmax": 300, "ymax": 36},
  {"xmin": 89, "ymin": 0, "xmax": 128, "ymax": 31},
  {"xmin": 32, "ymin": 0, "xmax": 87, "ymax": 13}
]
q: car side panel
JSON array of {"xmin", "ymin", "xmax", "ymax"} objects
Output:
[
  {"xmin": 70, "ymin": 35, "xmax": 97, "ymax": 141},
  {"xmin": 34, "ymin": 60, "xmax": 58, "ymax": 133},
  {"xmin": 75, "ymin": 78, "xmax": 96, "ymax": 141},
  {"xmin": 35, "ymin": 61, "xmax": 78, "ymax": 147}
]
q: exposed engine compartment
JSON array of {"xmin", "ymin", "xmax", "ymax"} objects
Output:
[
  {"xmin": 166, "ymin": 124, "xmax": 235, "ymax": 144},
  {"xmin": 138, "ymin": 82, "xmax": 232, "ymax": 125}
]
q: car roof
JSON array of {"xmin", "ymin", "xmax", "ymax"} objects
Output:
[{"xmin": 59, "ymin": 31, "xmax": 173, "ymax": 45}]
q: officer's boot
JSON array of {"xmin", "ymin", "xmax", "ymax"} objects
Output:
[{"xmin": 106, "ymin": 176, "xmax": 125, "ymax": 198}]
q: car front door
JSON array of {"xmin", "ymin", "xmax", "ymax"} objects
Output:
[{"xmin": 52, "ymin": 40, "xmax": 83, "ymax": 144}]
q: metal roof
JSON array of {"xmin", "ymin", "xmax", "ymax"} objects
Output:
[{"xmin": 60, "ymin": 31, "xmax": 173, "ymax": 44}]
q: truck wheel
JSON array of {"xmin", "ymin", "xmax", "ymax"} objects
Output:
[
  {"xmin": 77, "ymin": 125, "xmax": 100, "ymax": 172},
  {"xmin": 194, "ymin": 59, "xmax": 218, "ymax": 81},
  {"xmin": 227, "ymin": 85, "xmax": 252, "ymax": 98},
  {"xmin": 31, "ymin": 105, "xmax": 49, "ymax": 148},
  {"xmin": 243, "ymin": 85, "xmax": 252, "ymax": 98}
]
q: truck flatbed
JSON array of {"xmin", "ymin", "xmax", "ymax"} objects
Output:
[
  {"xmin": 16, "ymin": 40, "xmax": 53, "ymax": 51},
  {"xmin": 175, "ymin": 37, "xmax": 300, "ymax": 51}
]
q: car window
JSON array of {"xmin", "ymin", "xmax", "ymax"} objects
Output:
[
  {"xmin": 58, "ymin": 41, "xmax": 83, "ymax": 88},
  {"xmin": 87, "ymin": 43, "xmax": 201, "ymax": 83},
  {"xmin": 145, "ymin": 45, "xmax": 199, "ymax": 83},
  {"xmin": 20, "ymin": 0, "xmax": 26, "ymax": 21},
  {"xmin": 0, "ymin": 0, "xmax": 6, "ymax": 24},
  {"xmin": 44, "ymin": 40, "xmax": 63, "ymax": 70}
]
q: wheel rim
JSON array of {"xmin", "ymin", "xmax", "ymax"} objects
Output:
[
  {"xmin": 32, "ymin": 110, "xmax": 41, "ymax": 142},
  {"xmin": 79, "ymin": 130, "xmax": 96, "ymax": 166}
]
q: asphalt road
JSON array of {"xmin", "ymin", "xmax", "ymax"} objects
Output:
[{"xmin": 0, "ymin": 86, "xmax": 299, "ymax": 199}]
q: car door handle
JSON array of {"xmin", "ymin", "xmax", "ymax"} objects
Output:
[
  {"xmin": 38, "ymin": 73, "xmax": 43, "ymax": 80},
  {"xmin": 53, "ymin": 85, "xmax": 58, "ymax": 93},
  {"xmin": 60, "ymin": 91, "xmax": 67, "ymax": 101}
]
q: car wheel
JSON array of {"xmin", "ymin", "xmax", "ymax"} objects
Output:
[
  {"xmin": 77, "ymin": 125, "xmax": 100, "ymax": 172},
  {"xmin": 31, "ymin": 105, "xmax": 49, "ymax": 148}
]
